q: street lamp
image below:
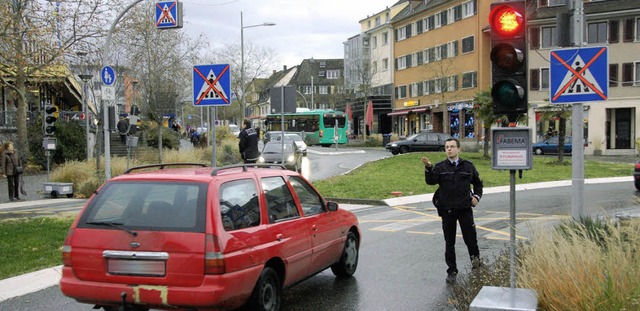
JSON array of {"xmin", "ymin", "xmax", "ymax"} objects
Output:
[
  {"xmin": 76, "ymin": 51, "xmax": 93, "ymax": 162},
  {"xmin": 240, "ymin": 11, "xmax": 275, "ymax": 121}
]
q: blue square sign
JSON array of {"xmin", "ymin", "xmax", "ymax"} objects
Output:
[
  {"xmin": 549, "ymin": 46, "xmax": 608, "ymax": 104},
  {"xmin": 192, "ymin": 64, "xmax": 231, "ymax": 106}
]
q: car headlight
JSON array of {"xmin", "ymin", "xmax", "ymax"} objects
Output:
[
  {"xmin": 287, "ymin": 155, "xmax": 295, "ymax": 162},
  {"xmin": 258, "ymin": 157, "xmax": 265, "ymax": 163},
  {"xmin": 391, "ymin": 143, "xmax": 398, "ymax": 147}
]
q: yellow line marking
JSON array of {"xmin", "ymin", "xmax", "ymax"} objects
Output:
[{"xmin": 406, "ymin": 231, "xmax": 436, "ymax": 235}]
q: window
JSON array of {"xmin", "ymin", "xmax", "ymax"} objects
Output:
[
  {"xmin": 541, "ymin": 68, "xmax": 550, "ymax": 89},
  {"xmin": 434, "ymin": 79, "xmax": 442, "ymax": 94},
  {"xmin": 220, "ymin": 179, "xmax": 261, "ymax": 230},
  {"xmin": 319, "ymin": 61, "xmax": 326, "ymax": 68},
  {"xmin": 288, "ymin": 176, "xmax": 323, "ymax": 216},
  {"xmin": 319, "ymin": 86, "xmax": 328, "ymax": 94},
  {"xmin": 416, "ymin": 51, "xmax": 423, "ymax": 65},
  {"xmin": 427, "ymin": 48, "xmax": 435, "ymax": 63},
  {"xmin": 410, "ymin": 83, "xmax": 418, "ymax": 97},
  {"xmin": 448, "ymin": 76, "xmax": 458, "ymax": 92},
  {"xmin": 382, "ymin": 32, "xmax": 389, "ymax": 45},
  {"xmin": 462, "ymin": 0, "xmax": 475, "ymax": 17},
  {"xmin": 636, "ymin": 18, "xmax": 640, "ymax": 41},
  {"xmin": 530, "ymin": 69, "xmax": 540, "ymax": 90},
  {"xmin": 304, "ymin": 86, "xmax": 313, "ymax": 94},
  {"xmin": 440, "ymin": 11, "xmax": 449, "ymax": 26},
  {"xmin": 427, "ymin": 15, "xmax": 435, "ymax": 30},
  {"xmin": 623, "ymin": 18, "xmax": 635, "ymax": 42},
  {"xmin": 539, "ymin": 0, "xmax": 564, "ymax": 6},
  {"xmin": 383, "ymin": 58, "xmax": 389, "ymax": 70},
  {"xmin": 440, "ymin": 44, "xmax": 448, "ymax": 59},
  {"xmin": 454, "ymin": 5, "xmax": 462, "ymax": 21},
  {"xmin": 462, "ymin": 36, "xmax": 474, "ymax": 53},
  {"xmin": 636, "ymin": 62, "xmax": 640, "ymax": 85},
  {"xmin": 398, "ymin": 56, "xmax": 407, "ymax": 70},
  {"xmin": 587, "ymin": 22, "xmax": 607, "ymax": 43},
  {"xmin": 398, "ymin": 85, "xmax": 407, "ymax": 98},
  {"xmin": 542, "ymin": 26, "xmax": 557, "ymax": 48},
  {"xmin": 609, "ymin": 20, "xmax": 619, "ymax": 43},
  {"xmin": 397, "ymin": 27, "xmax": 407, "ymax": 40},
  {"xmin": 261, "ymin": 176, "xmax": 299, "ymax": 223},
  {"xmin": 416, "ymin": 20, "xmax": 423, "ymax": 34},
  {"xmin": 462, "ymin": 72, "xmax": 477, "ymax": 88},
  {"xmin": 326, "ymin": 70, "xmax": 340, "ymax": 79},
  {"xmin": 609, "ymin": 64, "xmax": 618, "ymax": 87},
  {"xmin": 435, "ymin": 12, "xmax": 442, "ymax": 28},
  {"xmin": 424, "ymin": 80, "xmax": 431, "ymax": 95},
  {"xmin": 375, "ymin": 16, "xmax": 381, "ymax": 27},
  {"xmin": 448, "ymin": 41, "xmax": 458, "ymax": 57},
  {"xmin": 372, "ymin": 36, "xmax": 377, "ymax": 48}
]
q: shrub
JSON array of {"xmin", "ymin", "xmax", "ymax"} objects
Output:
[{"xmin": 28, "ymin": 120, "xmax": 87, "ymax": 169}]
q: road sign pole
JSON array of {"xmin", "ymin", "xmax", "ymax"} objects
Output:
[{"xmin": 571, "ymin": 0, "xmax": 585, "ymax": 221}]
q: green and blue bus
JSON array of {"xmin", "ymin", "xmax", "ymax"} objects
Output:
[{"xmin": 265, "ymin": 110, "xmax": 348, "ymax": 146}]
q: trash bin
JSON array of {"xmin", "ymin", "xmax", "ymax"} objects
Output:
[{"xmin": 382, "ymin": 133, "xmax": 391, "ymax": 147}]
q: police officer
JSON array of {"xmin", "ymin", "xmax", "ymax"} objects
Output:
[{"xmin": 238, "ymin": 119, "xmax": 260, "ymax": 164}]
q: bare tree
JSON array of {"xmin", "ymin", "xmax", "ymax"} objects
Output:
[
  {"xmin": 0, "ymin": 0, "xmax": 115, "ymax": 157},
  {"xmin": 113, "ymin": 1, "xmax": 206, "ymax": 161}
]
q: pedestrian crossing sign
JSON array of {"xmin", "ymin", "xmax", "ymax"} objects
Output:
[
  {"xmin": 549, "ymin": 46, "xmax": 608, "ymax": 104},
  {"xmin": 155, "ymin": 1, "xmax": 183, "ymax": 29},
  {"xmin": 192, "ymin": 64, "xmax": 231, "ymax": 106}
]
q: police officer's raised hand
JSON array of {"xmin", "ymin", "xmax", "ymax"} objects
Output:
[{"xmin": 421, "ymin": 156, "xmax": 432, "ymax": 168}]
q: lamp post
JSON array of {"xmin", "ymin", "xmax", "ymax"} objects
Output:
[
  {"xmin": 240, "ymin": 11, "xmax": 275, "ymax": 121},
  {"xmin": 76, "ymin": 51, "xmax": 93, "ymax": 162}
]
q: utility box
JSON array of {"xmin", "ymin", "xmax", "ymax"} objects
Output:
[
  {"xmin": 42, "ymin": 182, "xmax": 74, "ymax": 198},
  {"xmin": 470, "ymin": 286, "xmax": 537, "ymax": 311}
]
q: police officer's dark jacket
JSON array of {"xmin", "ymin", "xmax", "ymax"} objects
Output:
[
  {"xmin": 425, "ymin": 158, "xmax": 483, "ymax": 211},
  {"xmin": 238, "ymin": 127, "xmax": 260, "ymax": 161}
]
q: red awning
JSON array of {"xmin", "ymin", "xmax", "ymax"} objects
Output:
[
  {"xmin": 388, "ymin": 110, "xmax": 410, "ymax": 116},
  {"xmin": 412, "ymin": 108, "xmax": 427, "ymax": 113}
]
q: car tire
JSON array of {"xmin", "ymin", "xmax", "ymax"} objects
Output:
[
  {"xmin": 635, "ymin": 181, "xmax": 640, "ymax": 191},
  {"xmin": 331, "ymin": 231, "xmax": 359, "ymax": 278},
  {"xmin": 399, "ymin": 146, "xmax": 409, "ymax": 154},
  {"xmin": 534, "ymin": 148, "xmax": 544, "ymax": 155},
  {"xmin": 248, "ymin": 267, "xmax": 281, "ymax": 311},
  {"xmin": 391, "ymin": 150, "xmax": 399, "ymax": 155}
]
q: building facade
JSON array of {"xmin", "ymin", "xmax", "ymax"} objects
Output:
[
  {"xmin": 390, "ymin": 0, "xmax": 488, "ymax": 140},
  {"xmin": 527, "ymin": 0, "xmax": 640, "ymax": 155}
]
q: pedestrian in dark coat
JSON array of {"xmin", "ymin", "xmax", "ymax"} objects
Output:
[
  {"xmin": 2, "ymin": 141, "xmax": 23, "ymax": 201},
  {"xmin": 421, "ymin": 138, "xmax": 483, "ymax": 283},
  {"xmin": 238, "ymin": 119, "xmax": 260, "ymax": 163}
]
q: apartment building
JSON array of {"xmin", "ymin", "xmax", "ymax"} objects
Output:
[
  {"xmin": 390, "ymin": 0, "xmax": 489, "ymax": 139},
  {"xmin": 344, "ymin": 0, "xmax": 409, "ymax": 135},
  {"xmin": 527, "ymin": 0, "xmax": 640, "ymax": 155}
]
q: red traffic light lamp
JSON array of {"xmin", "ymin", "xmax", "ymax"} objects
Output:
[{"xmin": 489, "ymin": 1, "xmax": 527, "ymax": 121}]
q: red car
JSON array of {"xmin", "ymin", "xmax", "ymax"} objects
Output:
[{"xmin": 60, "ymin": 163, "xmax": 360, "ymax": 311}]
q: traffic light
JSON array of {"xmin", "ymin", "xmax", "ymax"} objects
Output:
[
  {"xmin": 489, "ymin": 1, "xmax": 527, "ymax": 120},
  {"xmin": 43, "ymin": 104, "xmax": 58, "ymax": 135}
]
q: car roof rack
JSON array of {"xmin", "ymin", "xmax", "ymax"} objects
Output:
[
  {"xmin": 124, "ymin": 163, "xmax": 207, "ymax": 174},
  {"xmin": 211, "ymin": 163, "xmax": 286, "ymax": 176}
]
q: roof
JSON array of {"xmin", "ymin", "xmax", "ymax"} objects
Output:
[{"xmin": 289, "ymin": 58, "xmax": 344, "ymax": 85}]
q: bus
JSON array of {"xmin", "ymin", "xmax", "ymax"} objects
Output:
[{"xmin": 264, "ymin": 110, "xmax": 348, "ymax": 146}]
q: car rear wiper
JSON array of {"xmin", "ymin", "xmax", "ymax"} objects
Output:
[{"xmin": 86, "ymin": 221, "xmax": 138, "ymax": 237}]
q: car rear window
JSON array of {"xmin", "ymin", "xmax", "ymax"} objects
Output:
[{"xmin": 78, "ymin": 181, "xmax": 207, "ymax": 232}]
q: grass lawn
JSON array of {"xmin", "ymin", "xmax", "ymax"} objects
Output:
[{"xmin": 314, "ymin": 152, "xmax": 632, "ymax": 200}]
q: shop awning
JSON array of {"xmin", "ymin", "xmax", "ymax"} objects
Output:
[
  {"xmin": 412, "ymin": 108, "xmax": 427, "ymax": 113},
  {"xmin": 387, "ymin": 110, "xmax": 410, "ymax": 116}
]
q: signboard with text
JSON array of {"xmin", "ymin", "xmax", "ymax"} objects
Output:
[{"xmin": 491, "ymin": 128, "xmax": 533, "ymax": 170}]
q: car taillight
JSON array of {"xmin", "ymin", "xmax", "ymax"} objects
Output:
[
  {"xmin": 205, "ymin": 233, "xmax": 225, "ymax": 274},
  {"xmin": 635, "ymin": 162, "xmax": 640, "ymax": 170},
  {"xmin": 62, "ymin": 229, "xmax": 74, "ymax": 267},
  {"xmin": 319, "ymin": 130, "xmax": 323, "ymax": 138}
]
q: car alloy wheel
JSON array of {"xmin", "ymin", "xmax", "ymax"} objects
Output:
[{"xmin": 331, "ymin": 232, "xmax": 359, "ymax": 277}]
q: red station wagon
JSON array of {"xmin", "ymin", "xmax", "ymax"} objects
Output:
[{"xmin": 60, "ymin": 163, "xmax": 361, "ymax": 311}]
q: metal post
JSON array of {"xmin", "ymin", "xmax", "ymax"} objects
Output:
[
  {"xmin": 509, "ymin": 170, "xmax": 516, "ymax": 288},
  {"xmin": 571, "ymin": 0, "xmax": 585, "ymax": 220},
  {"xmin": 212, "ymin": 107, "xmax": 217, "ymax": 167},
  {"xmin": 280, "ymin": 87, "xmax": 285, "ymax": 164},
  {"xmin": 101, "ymin": 0, "xmax": 143, "ymax": 181},
  {"xmin": 311, "ymin": 76, "xmax": 314, "ymax": 110},
  {"xmin": 76, "ymin": 51, "xmax": 93, "ymax": 162},
  {"xmin": 240, "ymin": 11, "xmax": 245, "ymax": 121}
]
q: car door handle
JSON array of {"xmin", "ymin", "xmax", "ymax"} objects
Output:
[
  {"xmin": 312, "ymin": 225, "xmax": 318, "ymax": 232},
  {"xmin": 276, "ymin": 233, "xmax": 284, "ymax": 241}
]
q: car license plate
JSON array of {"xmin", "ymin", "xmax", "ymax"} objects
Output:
[{"xmin": 107, "ymin": 258, "xmax": 166, "ymax": 276}]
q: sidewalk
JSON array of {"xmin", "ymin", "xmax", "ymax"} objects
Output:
[{"xmin": 1, "ymin": 177, "xmax": 638, "ymax": 303}]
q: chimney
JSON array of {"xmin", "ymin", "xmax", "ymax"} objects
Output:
[
  {"xmin": 283, "ymin": 65, "xmax": 287, "ymax": 71},
  {"xmin": 273, "ymin": 70, "xmax": 276, "ymax": 75}
]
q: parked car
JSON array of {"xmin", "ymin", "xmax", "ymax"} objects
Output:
[
  {"xmin": 533, "ymin": 136, "xmax": 572, "ymax": 155},
  {"xmin": 228, "ymin": 124, "xmax": 241, "ymax": 137},
  {"xmin": 385, "ymin": 131, "xmax": 452, "ymax": 155},
  {"xmin": 634, "ymin": 160, "xmax": 640, "ymax": 191},
  {"xmin": 259, "ymin": 140, "xmax": 304, "ymax": 172},
  {"xmin": 60, "ymin": 163, "xmax": 360, "ymax": 311},
  {"xmin": 264, "ymin": 131, "xmax": 308, "ymax": 156}
]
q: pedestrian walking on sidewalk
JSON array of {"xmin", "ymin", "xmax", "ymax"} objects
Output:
[
  {"xmin": 421, "ymin": 138, "xmax": 483, "ymax": 283},
  {"xmin": 2, "ymin": 141, "xmax": 24, "ymax": 201}
]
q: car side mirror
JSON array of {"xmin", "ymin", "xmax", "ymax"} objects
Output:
[{"xmin": 326, "ymin": 201, "xmax": 338, "ymax": 212}]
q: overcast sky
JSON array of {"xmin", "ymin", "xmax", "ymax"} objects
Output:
[{"xmin": 181, "ymin": 0, "xmax": 396, "ymax": 70}]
